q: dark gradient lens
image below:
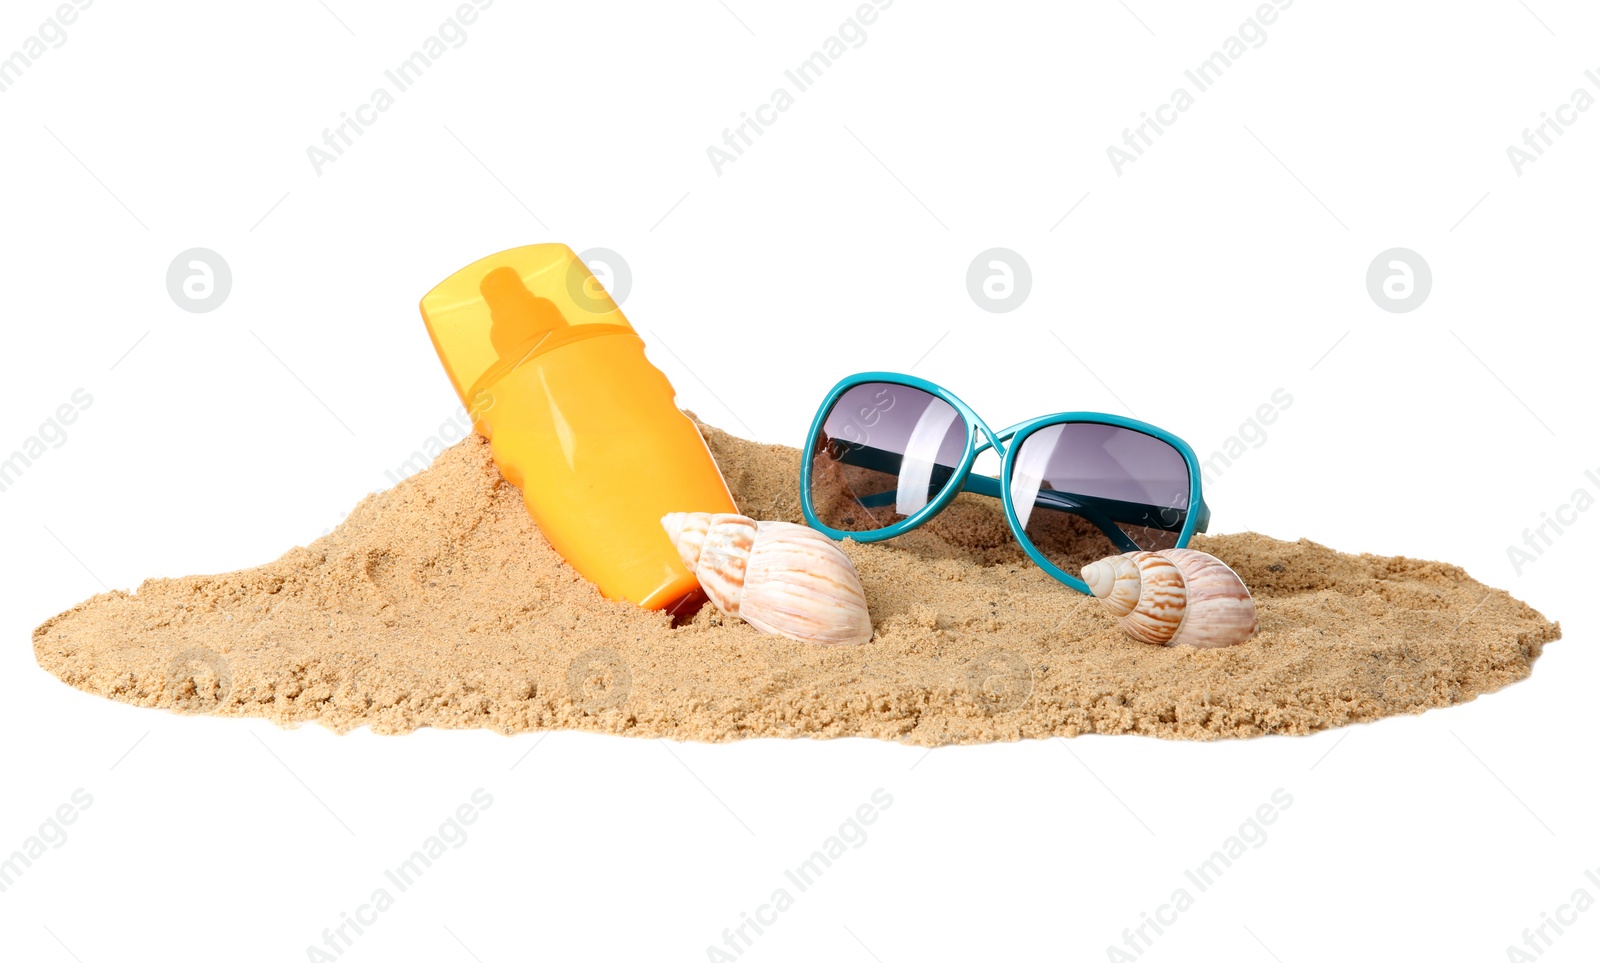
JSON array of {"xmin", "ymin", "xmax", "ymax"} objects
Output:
[
  {"xmin": 1009, "ymin": 422, "xmax": 1191, "ymax": 576},
  {"xmin": 809, "ymin": 382, "xmax": 969, "ymax": 532}
]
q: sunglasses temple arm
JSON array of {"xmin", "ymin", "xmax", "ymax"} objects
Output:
[
  {"xmin": 959, "ymin": 475, "xmax": 1142, "ymax": 553},
  {"xmin": 824, "ymin": 443, "xmax": 1164, "ymax": 551}
]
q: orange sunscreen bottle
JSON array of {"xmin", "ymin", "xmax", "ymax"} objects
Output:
[{"xmin": 420, "ymin": 244, "xmax": 737, "ymax": 613}]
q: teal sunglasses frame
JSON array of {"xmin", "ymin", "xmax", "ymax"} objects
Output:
[{"xmin": 799, "ymin": 371, "xmax": 1212, "ymax": 596}]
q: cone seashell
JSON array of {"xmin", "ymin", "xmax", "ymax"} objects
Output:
[
  {"xmin": 1081, "ymin": 548, "xmax": 1258, "ymax": 649},
  {"xmin": 662, "ymin": 512, "xmax": 873, "ymax": 646}
]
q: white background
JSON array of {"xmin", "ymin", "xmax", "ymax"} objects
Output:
[{"xmin": 1, "ymin": 0, "xmax": 1595, "ymax": 960}]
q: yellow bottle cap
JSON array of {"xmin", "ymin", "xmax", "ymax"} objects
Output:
[{"xmin": 419, "ymin": 244, "xmax": 632, "ymax": 408}]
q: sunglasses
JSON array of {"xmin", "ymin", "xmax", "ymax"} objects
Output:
[{"xmin": 800, "ymin": 373, "xmax": 1211, "ymax": 595}]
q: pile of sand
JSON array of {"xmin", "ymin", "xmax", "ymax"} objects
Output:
[{"xmin": 31, "ymin": 421, "xmax": 1559, "ymax": 743}]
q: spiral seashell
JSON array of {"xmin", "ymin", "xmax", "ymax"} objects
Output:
[
  {"xmin": 662, "ymin": 512, "xmax": 873, "ymax": 646},
  {"xmin": 1081, "ymin": 548, "xmax": 1258, "ymax": 649}
]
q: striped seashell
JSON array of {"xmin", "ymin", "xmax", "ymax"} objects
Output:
[
  {"xmin": 1081, "ymin": 548, "xmax": 1258, "ymax": 649},
  {"xmin": 662, "ymin": 512, "xmax": 873, "ymax": 646}
]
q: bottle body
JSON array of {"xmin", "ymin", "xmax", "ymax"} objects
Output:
[{"xmin": 421, "ymin": 244, "xmax": 737, "ymax": 610}]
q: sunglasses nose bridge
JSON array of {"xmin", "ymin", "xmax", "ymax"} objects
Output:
[{"xmin": 967, "ymin": 416, "xmax": 1006, "ymax": 458}]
